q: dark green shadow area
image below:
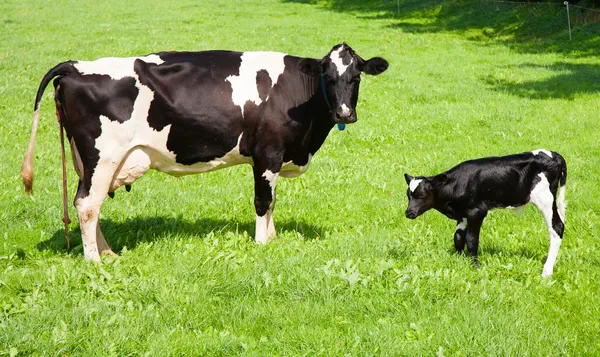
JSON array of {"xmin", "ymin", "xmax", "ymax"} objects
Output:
[
  {"xmin": 485, "ymin": 62, "xmax": 600, "ymax": 99},
  {"xmin": 37, "ymin": 217, "xmax": 327, "ymax": 255},
  {"xmin": 283, "ymin": 0, "xmax": 600, "ymax": 57}
]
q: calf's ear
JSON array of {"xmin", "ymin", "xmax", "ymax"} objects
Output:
[
  {"xmin": 404, "ymin": 173, "xmax": 413, "ymax": 185},
  {"xmin": 299, "ymin": 58, "xmax": 323, "ymax": 76},
  {"xmin": 431, "ymin": 173, "xmax": 448, "ymax": 187},
  {"xmin": 361, "ymin": 57, "xmax": 389, "ymax": 76}
]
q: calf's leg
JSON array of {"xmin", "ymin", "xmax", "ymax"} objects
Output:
[
  {"xmin": 530, "ymin": 174, "xmax": 564, "ymax": 277},
  {"xmin": 454, "ymin": 218, "xmax": 468, "ymax": 252},
  {"xmin": 465, "ymin": 213, "xmax": 486, "ymax": 268}
]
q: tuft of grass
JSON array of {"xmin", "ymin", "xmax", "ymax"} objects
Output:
[{"xmin": 1, "ymin": 0, "xmax": 599, "ymax": 355}]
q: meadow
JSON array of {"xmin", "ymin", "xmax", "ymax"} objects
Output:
[{"xmin": 1, "ymin": 0, "xmax": 599, "ymax": 355}]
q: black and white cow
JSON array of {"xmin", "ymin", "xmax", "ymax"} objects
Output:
[
  {"xmin": 404, "ymin": 150, "xmax": 567, "ymax": 277},
  {"xmin": 22, "ymin": 44, "xmax": 388, "ymax": 262}
]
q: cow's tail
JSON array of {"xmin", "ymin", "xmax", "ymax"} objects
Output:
[
  {"xmin": 21, "ymin": 61, "xmax": 77, "ymax": 195},
  {"xmin": 555, "ymin": 152, "xmax": 567, "ymax": 223}
]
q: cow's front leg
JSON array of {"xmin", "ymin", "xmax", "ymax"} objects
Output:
[
  {"xmin": 465, "ymin": 211, "xmax": 486, "ymax": 268},
  {"xmin": 454, "ymin": 218, "xmax": 468, "ymax": 252},
  {"xmin": 253, "ymin": 162, "xmax": 281, "ymax": 244}
]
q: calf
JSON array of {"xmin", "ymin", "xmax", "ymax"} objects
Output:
[
  {"xmin": 404, "ymin": 150, "xmax": 567, "ymax": 277},
  {"xmin": 21, "ymin": 44, "xmax": 388, "ymax": 262}
]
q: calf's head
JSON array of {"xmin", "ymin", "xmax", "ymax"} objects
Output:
[
  {"xmin": 299, "ymin": 43, "xmax": 388, "ymax": 124},
  {"xmin": 404, "ymin": 174, "xmax": 446, "ymax": 219}
]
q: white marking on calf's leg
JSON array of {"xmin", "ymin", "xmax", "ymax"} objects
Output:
[
  {"xmin": 557, "ymin": 185, "xmax": 567, "ymax": 223},
  {"xmin": 542, "ymin": 235, "xmax": 562, "ymax": 278},
  {"xmin": 409, "ymin": 179, "xmax": 423, "ymax": 193},
  {"xmin": 529, "ymin": 173, "xmax": 562, "ymax": 277},
  {"xmin": 456, "ymin": 218, "xmax": 468, "ymax": 231}
]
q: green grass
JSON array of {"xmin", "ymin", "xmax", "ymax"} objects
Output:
[{"xmin": 1, "ymin": 0, "xmax": 600, "ymax": 355}]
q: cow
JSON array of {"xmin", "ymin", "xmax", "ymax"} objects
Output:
[
  {"xmin": 21, "ymin": 44, "xmax": 389, "ymax": 262},
  {"xmin": 403, "ymin": 150, "xmax": 567, "ymax": 277}
]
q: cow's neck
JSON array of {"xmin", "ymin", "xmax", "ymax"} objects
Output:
[
  {"xmin": 282, "ymin": 73, "xmax": 335, "ymax": 163},
  {"xmin": 432, "ymin": 181, "xmax": 460, "ymax": 220}
]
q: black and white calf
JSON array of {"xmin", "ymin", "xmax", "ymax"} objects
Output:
[
  {"xmin": 22, "ymin": 44, "xmax": 388, "ymax": 262},
  {"xmin": 404, "ymin": 150, "xmax": 567, "ymax": 277}
]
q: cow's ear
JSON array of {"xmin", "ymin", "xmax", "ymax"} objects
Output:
[
  {"xmin": 361, "ymin": 57, "xmax": 389, "ymax": 76},
  {"xmin": 404, "ymin": 173, "xmax": 413, "ymax": 185},
  {"xmin": 431, "ymin": 174, "xmax": 448, "ymax": 187},
  {"xmin": 299, "ymin": 58, "xmax": 322, "ymax": 76}
]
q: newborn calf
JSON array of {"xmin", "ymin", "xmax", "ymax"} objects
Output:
[{"xmin": 404, "ymin": 150, "xmax": 566, "ymax": 277}]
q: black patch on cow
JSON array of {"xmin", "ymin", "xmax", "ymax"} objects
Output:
[
  {"xmin": 54, "ymin": 74, "xmax": 104, "ymax": 198},
  {"xmin": 135, "ymin": 51, "xmax": 247, "ymax": 165},
  {"xmin": 71, "ymin": 74, "xmax": 138, "ymax": 123},
  {"xmin": 256, "ymin": 69, "xmax": 272, "ymax": 102}
]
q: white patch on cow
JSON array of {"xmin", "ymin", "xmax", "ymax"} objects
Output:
[
  {"xmin": 409, "ymin": 178, "xmax": 423, "ymax": 193},
  {"xmin": 330, "ymin": 46, "xmax": 352, "ymax": 76},
  {"xmin": 74, "ymin": 54, "xmax": 164, "ymax": 80},
  {"xmin": 255, "ymin": 213, "xmax": 269, "ymax": 244},
  {"xmin": 529, "ymin": 173, "xmax": 552, "ymax": 213},
  {"xmin": 456, "ymin": 218, "xmax": 468, "ymax": 231},
  {"xmin": 340, "ymin": 103, "xmax": 351, "ymax": 116},
  {"xmin": 280, "ymin": 154, "xmax": 312, "ymax": 178},
  {"xmin": 557, "ymin": 185, "xmax": 566, "ymax": 223},
  {"xmin": 262, "ymin": 169, "xmax": 279, "ymax": 198},
  {"xmin": 529, "ymin": 172, "xmax": 563, "ymax": 277},
  {"xmin": 532, "ymin": 149, "xmax": 553, "ymax": 158},
  {"xmin": 226, "ymin": 51, "xmax": 286, "ymax": 115},
  {"xmin": 542, "ymin": 235, "xmax": 562, "ymax": 278}
]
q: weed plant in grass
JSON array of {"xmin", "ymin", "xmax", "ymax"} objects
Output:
[{"xmin": 1, "ymin": 0, "xmax": 599, "ymax": 355}]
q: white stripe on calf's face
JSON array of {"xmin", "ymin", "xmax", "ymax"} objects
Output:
[{"xmin": 409, "ymin": 179, "xmax": 423, "ymax": 193}]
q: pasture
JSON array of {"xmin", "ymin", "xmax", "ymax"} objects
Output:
[{"xmin": 1, "ymin": 0, "xmax": 599, "ymax": 355}]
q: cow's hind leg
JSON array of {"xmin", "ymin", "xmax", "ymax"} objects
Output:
[
  {"xmin": 530, "ymin": 173, "xmax": 564, "ymax": 277},
  {"xmin": 74, "ymin": 158, "xmax": 123, "ymax": 262},
  {"xmin": 96, "ymin": 222, "xmax": 116, "ymax": 256}
]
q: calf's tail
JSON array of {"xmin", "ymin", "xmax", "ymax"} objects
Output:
[{"xmin": 21, "ymin": 61, "xmax": 77, "ymax": 195}]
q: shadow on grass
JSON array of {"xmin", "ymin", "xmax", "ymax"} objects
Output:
[
  {"xmin": 38, "ymin": 216, "xmax": 327, "ymax": 256},
  {"xmin": 283, "ymin": 0, "xmax": 600, "ymax": 57},
  {"xmin": 486, "ymin": 62, "xmax": 600, "ymax": 99}
]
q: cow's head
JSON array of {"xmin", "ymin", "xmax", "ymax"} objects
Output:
[
  {"xmin": 404, "ymin": 173, "xmax": 446, "ymax": 219},
  {"xmin": 299, "ymin": 43, "xmax": 388, "ymax": 124}
]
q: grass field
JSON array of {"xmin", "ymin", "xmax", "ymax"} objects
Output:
[{"xmin": 1, "ymin": 0, "xmax": 600, "ymax": 355}]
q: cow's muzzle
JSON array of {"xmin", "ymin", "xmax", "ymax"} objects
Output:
[
  {"xmin": 405, "ymin": 209, "xmax": 418, "ymax": 219},
  {"xmin": 334, "ymin": 107, "xmax": 356, "ymax": 124}
]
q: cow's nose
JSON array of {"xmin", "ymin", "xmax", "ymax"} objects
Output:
[
  {"xmin": 405, "ymin": 210, "xmax": 416, "ymax": 219},
  {"xmin": 335, "ymin": 105, "xmax": 355, "ymax": 123}
]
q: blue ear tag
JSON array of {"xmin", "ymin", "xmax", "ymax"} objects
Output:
[{"xmin": 337, "ymin": 123, "xmax": 346, "ymax": 131}]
